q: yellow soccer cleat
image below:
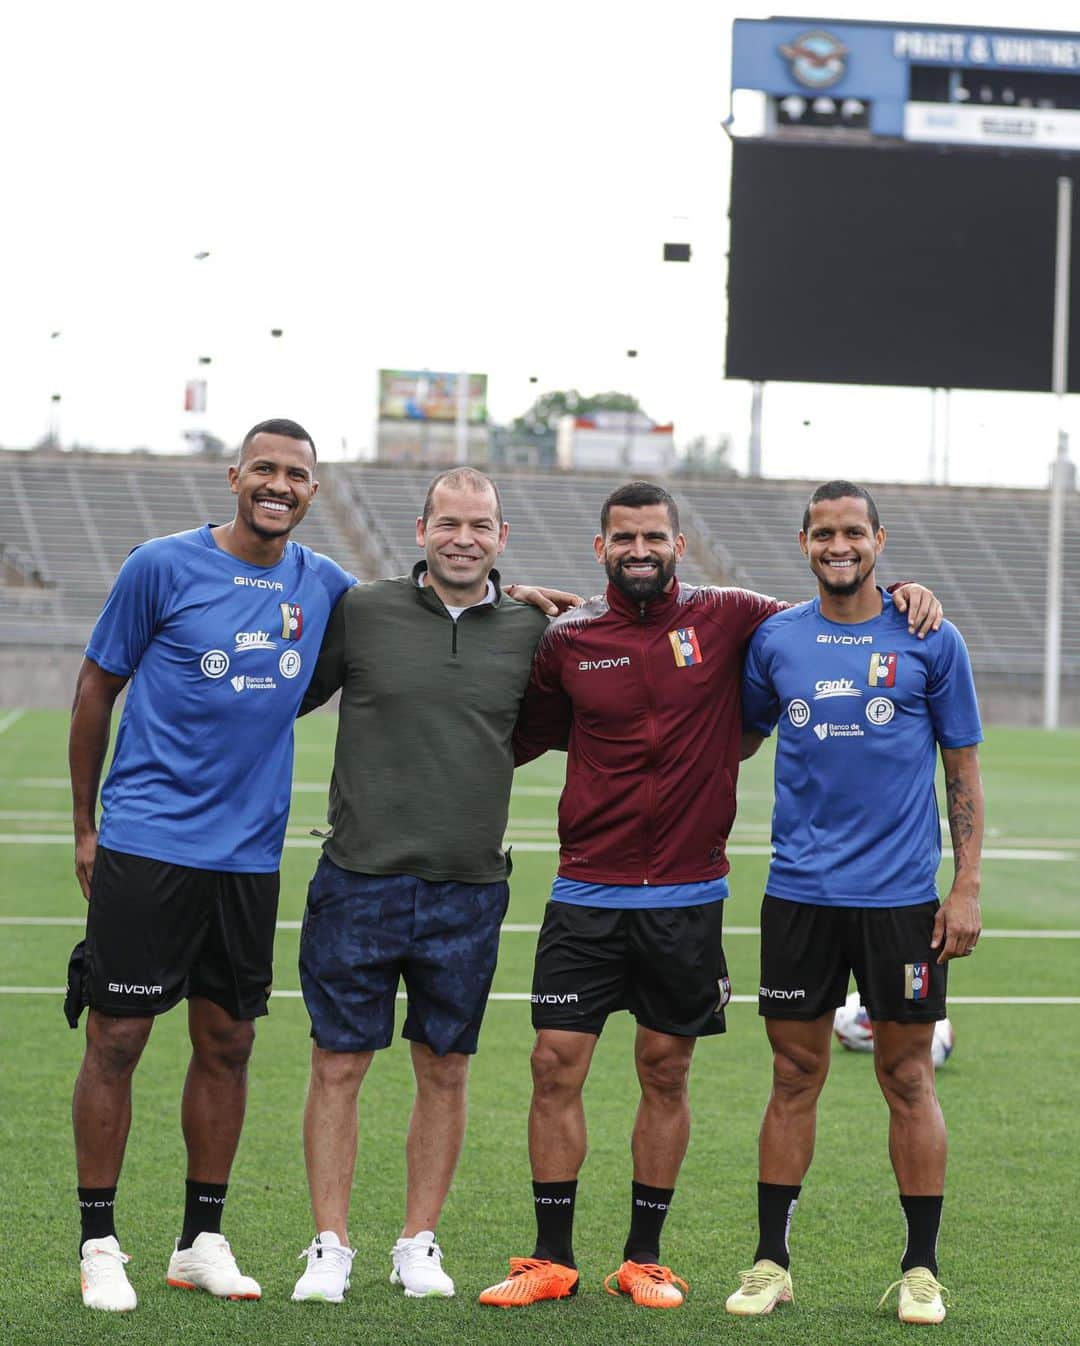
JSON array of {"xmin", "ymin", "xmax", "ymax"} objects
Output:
[
  {"xmin": 725, "ymin": 1258, "xmax": 794, "ymax": 1316},
  {"xmin": 879, "ymin": 1266, "xmax": 949, "ymax": 1324}
]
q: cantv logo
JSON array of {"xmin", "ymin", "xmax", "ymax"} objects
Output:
[
  {"xmin": 234, "ymin": 630, "xmax": 275, "ymax": 651},
  {"xmin": 814, "ymin": 678, "xmax": 861, "ymax": 699},
  {"xmin": 578, "ymin": 657, "xmax": 630, "ymax": 671}
]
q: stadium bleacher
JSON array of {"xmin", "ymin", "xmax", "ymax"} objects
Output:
[
  {"xmin": 2, "ymin": 451, "xmax": 1078, "ymax": 715},
  {"xmin": 1, "ymin": 453, "xmax": 369, "ymax": 646},
  {"xmin": 340, "ymin": 464, "xmax": 711, "ymax": 598}
]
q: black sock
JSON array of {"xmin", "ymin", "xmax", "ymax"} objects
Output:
[
  {"xmin": 754, "ymin": 1181, "xmax": 801, "ymax": 1269},
  {"xmin": 623, "ymin": 1182, "xmax": 675, "ymax": 1264},
  {"xmin": 78, "ymin": 1186, "xmax": 117, "ymax": 1253},
  {"xmin": 531, "ymin": 1180, "xmax": 577, "ymax": 1267},
  {"xmin": 178, "ymin": 1180, "xmax": 229, "ymax": 1250},
  {"xmin": 900, "ymin": 1194, "xmax": 943, "ymax": 1276}
]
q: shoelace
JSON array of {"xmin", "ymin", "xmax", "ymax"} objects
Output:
[
  {"xmin": 737, "ymin": 1264, "xmax": 784, "ymax": 1293},
  {"xmin": 400, "ymin": 1240, "xmax": 442, "ymax": 1264},
  {"xmin": 605, "ymin": 1263, "xmax": 688, "ymax": 1296},
  {"xmin": 88, "ymin": 1245, "xmax": 131, "ymax": 1267},
  {"xmin": 298, "ymin": 1240, "xmax": 353, "ymax": 1263},
  {"xmin": 505, "ymin": 1257, "xmax": 551, "ymax": 1279},
  {"xmin": 634, "ymin": 1263, "xmax": 688, "ymax": 1290},
  {"xmin": 878, "ymin": 1269, "xmax": 950, "ymax": 1309}
]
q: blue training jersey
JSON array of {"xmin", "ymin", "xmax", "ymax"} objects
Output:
[
  {"xmin": 741, "ymin": 592, "xmax": 982, "ymax": 907},
  {"xmin": 87, "ymin": 525, "xmax": 355, "ymax": 872}
]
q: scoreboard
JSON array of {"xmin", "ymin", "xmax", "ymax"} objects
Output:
[{"xmin": 725, "ymin": 18, "xmax": 1080, "ymax": 392}]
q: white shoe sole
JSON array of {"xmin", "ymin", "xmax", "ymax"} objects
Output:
[
  {"xmin": 726, "ymin": 1287, "xmax": 792, "ymax": 1316},
  {"xmin": 390, "ymin": 1269, "xmax": 454, "ymax": 1298}
]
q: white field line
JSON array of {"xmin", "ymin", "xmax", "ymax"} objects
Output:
[
  {"xmin": 0, "ymin": 709, "xmax": 26, "ymax": 735},
  {"xmin": 2, "ymin": 986, "xmax": 1078, "ymax": 1006},
  {"xmin": 5, "ymin": 813, "xmax": 1077, "ymax": 853},
  {"xmin": 3, "ymin": 916, "xmax": 1078, "ymax": 940}
]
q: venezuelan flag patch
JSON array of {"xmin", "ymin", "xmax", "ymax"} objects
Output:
[
  {"xmin": 905, "ymin": 962, "xmax": 930, "ymax": 1000},
  {"xmin": 668, "ymin": 626, "xmax": 703, "ymax": 667}
]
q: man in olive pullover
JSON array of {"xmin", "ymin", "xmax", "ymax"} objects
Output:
[{"xmin": 290, "ymin": 467, "xmax": 551, "ymax": 1304}]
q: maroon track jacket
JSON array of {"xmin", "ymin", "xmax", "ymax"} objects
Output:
[{"xmin": 512, "ymin": 578, "xmax": 783, "ymax": 887}]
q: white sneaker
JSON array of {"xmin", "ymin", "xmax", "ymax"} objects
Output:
[
  {"xmin": 80, "ymin": 1235, "xmax": 137, "ymax": 1311},
  {"xmin": 389, "ymin": 1230, "xmax": 455, "ymax": 1298},
  {"xmin": 166, "ymin": 1232, "xmax": 261, "ymax": 1299},
  {"xmin": 292, "ymin": 1230, "xmax": 355, "ymax": 1303}
]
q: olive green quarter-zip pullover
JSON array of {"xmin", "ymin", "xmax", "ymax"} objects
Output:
[{"xmin": 300, "ymin": 563, "xmax": 550, "ymax": 883}]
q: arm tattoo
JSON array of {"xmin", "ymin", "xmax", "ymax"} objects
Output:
[{"xmin": 945, "ymin": 769, "xmax": 978, "ymax": 868}]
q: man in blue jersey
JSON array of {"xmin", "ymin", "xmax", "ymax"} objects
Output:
[
  {"xmin": 725, "ymin": 481, "xmax": 983, "ymax": 1327},
  {"xmin": 65, "ymin": 419, "xmax": 356, "ymax": 1312}
]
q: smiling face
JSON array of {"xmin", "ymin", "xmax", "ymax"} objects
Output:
[
  {"xmin": 595, "ymin": 502, "xmax": 685, "ymax": 603},
  {"xmin": 800, "ymin": 495, "xmax": 884, "ymax": 599},
  {"xmin": 416, "ymin": 479, "xmax": 508, "ymax": 605},
  {"xmin": 229, "ymin": 432, "xmax": 318, "ymax": 546}
]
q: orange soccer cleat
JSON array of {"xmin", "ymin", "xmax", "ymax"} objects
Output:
[
  {"xmin": 604, "ymin": 1259, "xmax": 688, "ymax": 1308},
  {"xmin": 479, "ymin": 1257, "xmax": 579, "ymax": 1307}
]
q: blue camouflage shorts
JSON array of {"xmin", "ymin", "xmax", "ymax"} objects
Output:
[{"xmin": 299, "ymin": 855, "xmax": 510, "ymax": 1056}]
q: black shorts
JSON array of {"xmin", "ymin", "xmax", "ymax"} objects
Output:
[
  {"xmin": 64, "ymin": 845, "xmax": 279, "ymax": 1026},
  {"xmin": 530, "ymin": 899, "xmax": 731, "ymax": 1038},
  {"xmin": 758, "ymin": 894, "xmax": 947, "ymax": 1023}
]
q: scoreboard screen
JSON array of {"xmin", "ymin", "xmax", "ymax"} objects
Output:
[{"xmin": 726, "ymin": 139, "xmax": 1080, "ymax": 392}]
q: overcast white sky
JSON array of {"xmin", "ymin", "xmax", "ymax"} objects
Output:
[{"xmin": 1, "ymin": 1, "xmax": 1076, "ymax": 486}]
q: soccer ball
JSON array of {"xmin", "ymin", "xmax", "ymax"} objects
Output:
[
  {"xmin": 931, "ymin": 1017, "xmax": 955, "ymax": 1068},
  {"xmin": 833, "ymin": 991, "xmax": 954, "ymax": 1068},
  {"xmin": 833, "ymin": 990, "xmax": 874, "ymax": 1052}
]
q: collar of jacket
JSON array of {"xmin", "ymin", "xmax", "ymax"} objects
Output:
[
  {"xmin": 604, "ymin": 574, "xmax": 682, "ymax": 623},
  {"xmin": 410, "ymin": 560, "xmax": 504, "ymax": 612}
]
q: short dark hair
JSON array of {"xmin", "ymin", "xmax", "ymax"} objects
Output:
[
  {"xmin": 599, "ymin": 481, "xmax": 679, "ymax": 535},
  {"xmin": 421, "ymin": 467, "xmax": 503, "ymax": 526},
  {"xmin": 238, "ymin": 418, "xmax": 317, "ymax": 464},
  {"xmin": 803, "ymin": 480, "xmax": 880, "ymax": 533}
]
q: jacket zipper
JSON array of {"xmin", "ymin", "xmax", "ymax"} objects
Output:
[{"xmin": 639, "ymin": 602, "xmax": 658, "ymax": 885}]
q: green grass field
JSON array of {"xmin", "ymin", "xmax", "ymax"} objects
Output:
[{"xmin": 1, "ymin": 711, "xmax": 1077, "ymax": 1345}]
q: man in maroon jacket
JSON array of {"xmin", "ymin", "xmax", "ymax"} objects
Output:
[{"xmin": 478, "ymin": 481, "xmax": 941, "ymax": 1311}]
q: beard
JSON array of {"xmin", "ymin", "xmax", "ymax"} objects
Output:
[
  {"xmin": 605, "ymin": 552, "xmax": 677, "ymax": 603},
  {"xmin": 815, "ymin": 560, "xmax": 872, "ymax": 598}
]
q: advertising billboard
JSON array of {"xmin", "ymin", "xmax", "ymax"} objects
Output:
[{"xmin": 378, "ymin": 370, "xmax": 488, "ymax": 423}]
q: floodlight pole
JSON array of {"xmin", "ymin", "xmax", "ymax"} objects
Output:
[
  {"xmin": 1044, "ymin": 176, "xmax": 1072, "ymax": 731},
  {"xmin": 749, "ymin": 381, "xmax": 763, "ymax": 476},
  {"xmin": 455, "ymin": 370, "xmax": 469, "ymax": 464}
]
